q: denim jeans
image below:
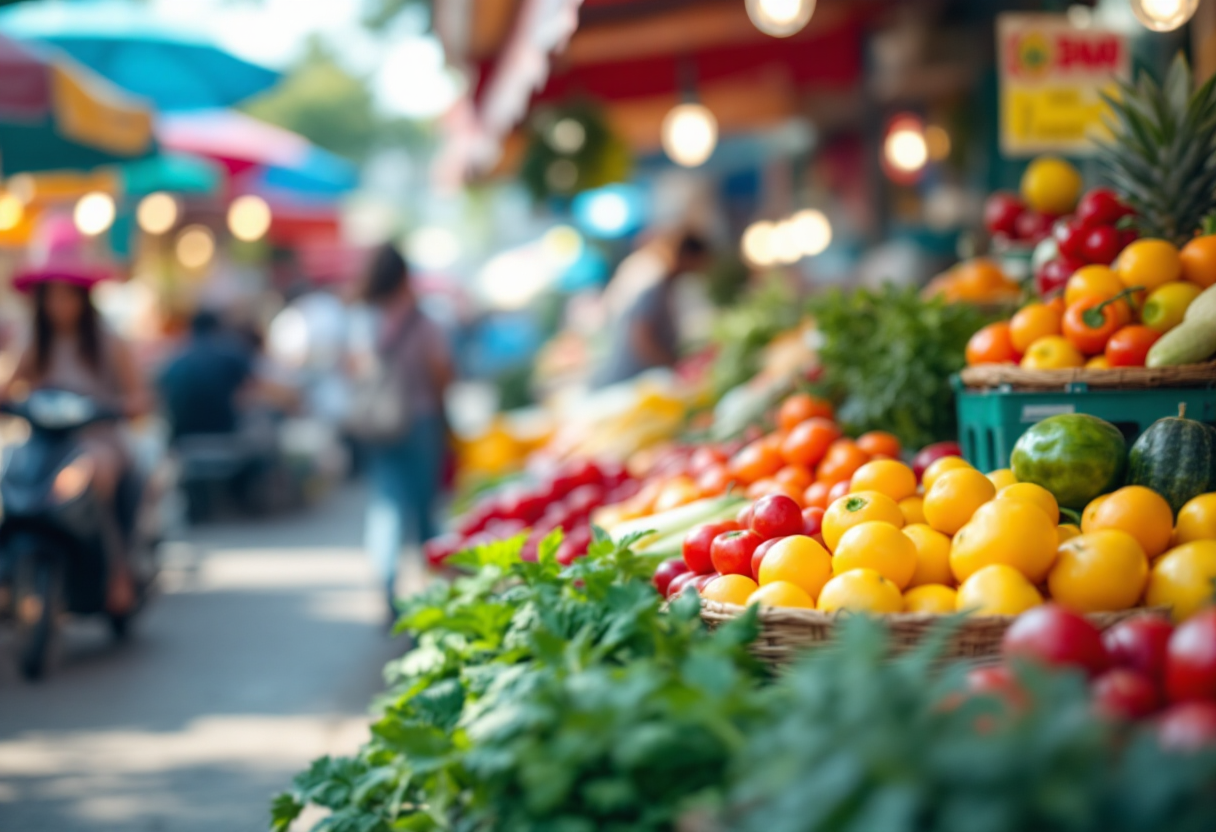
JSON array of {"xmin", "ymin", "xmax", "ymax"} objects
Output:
[{"xmin": 363, "ymin": 413, "xmax": 445, "ymax": 596}]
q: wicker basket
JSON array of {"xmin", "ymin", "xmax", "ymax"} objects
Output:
[
  {"xmin": 959, "ymin": 362, "xmax": 1216, "ymax": 392},
  {"xmin": 701, "ymin": 601, "xmax": 1164, "ymax": 667}
]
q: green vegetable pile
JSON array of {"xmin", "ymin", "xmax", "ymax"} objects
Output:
[
  {"xmin": 807, "ymin": 285, "xmax": 993, "ymax": 450},
  {"xmin": 709, "ymin": 276, "xmax": 804, "ymax": 401},
  {"xmin": 273, "ymin": 536, "xmax": 1216, "ymax": 832}
]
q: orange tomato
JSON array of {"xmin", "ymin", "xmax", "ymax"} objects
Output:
[
  {"xmin": 696, "ymin": 464, "xmax": 733, "ymax": 497},
  {"xmin": 781, "ymin": 417, "xmax": 841, "ymax": 469},
  {"xmin": 777, "ymin": 393, "xmax": 835, "ymax": 431},
  {"xmin": 1081, "ymin": 485, "xmax": 1174, "ymax": 559},
  {"xmin": 1021, "ymin": 335, "xmax": 1085, "ymax": 369},
  {"xmin": 653, "ymin": 476, "xmax": 701, "ymax": 512},
  {"xmin": 1009, "ymin": 302, "xmax": 1063, "ymax": 354},
  {"xmin": 747, "ymin": 478, "xmax": 804, "ymax": 506},
  {"xmin": 1062, "ymin": 296, "xmax": 1130, "ymax": 355},
  {"xmin": 953, "ymin": 258, "xmax": 1019, "ymax": 301},
  {"xmin": 1116, "ymin": 238, "xmax": 1181, "ymax": 293},
  {"xmin": 857, "ymin": 431, "xmax": 902, "ymax": 458},
  {"xmin": 1065, "ymin": 265, "xmax": 1124, "ymax": 307},
  {"xmin": 774, "ymin": 464, "xmax": 814, "ymax": 492},
  {"xmin": 815, "ymin": 439, "xmax": 870, "ymax": 486},
  {"xmin": 1180, "ymin": 234, "xmax": 1216, "ymax": 288},
  {"xmin": 803, "ymin": 481, "xmax": 832, "ymax": 511},
  {"xmin": 966, "ymin": 322, "xmax": 1020, "ymax": 366},
  {"xmin": 728, "ymin": 440, "xmax": 783, "ymax": 485},
  {"xmin": 1104, "ymin": 325, "xmax": 1161, "ymax": 367}
]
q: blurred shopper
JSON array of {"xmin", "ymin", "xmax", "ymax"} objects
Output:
[
  {"xmin": 351, "ymin": 244, "xmax": 453, "ymax": 619},
  {"xmin": 597, "ymin": 231, "xmax": 710, "ymax": 386},
  {"xmin": 158, "ymin": 310, "xmax": 253, "ymax": 442},
  {"xmin": 0, "ymin": 217, "xmax": 151, "ymax": 614}
]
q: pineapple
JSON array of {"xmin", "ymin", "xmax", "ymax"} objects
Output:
[{"xmin": 1096, "ymin": 53, "xmax": 1216, "ymax": 247}]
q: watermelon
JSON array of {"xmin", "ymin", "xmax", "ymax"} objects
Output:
[
  {"xmin": 1011, "ymin": 414, "xmax": 1127, "ymax": 510},
  {"xmin": 1127, "ymin": 406, "xmax": 1216, "ymax": 516}
]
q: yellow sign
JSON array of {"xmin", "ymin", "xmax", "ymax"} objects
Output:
[{"xmin": 997, "ymin": 14, "xmax": 1129, "ymax": 156}]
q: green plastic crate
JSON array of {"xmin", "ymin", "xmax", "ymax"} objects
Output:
[{"xmin": 953, "ymin": 376, "xmax": 1216, "ymax": 473}]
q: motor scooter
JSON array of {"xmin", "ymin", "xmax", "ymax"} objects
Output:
[{"xmin": 0, "ymin": 389, "xmax": 160, "ymax": 680}]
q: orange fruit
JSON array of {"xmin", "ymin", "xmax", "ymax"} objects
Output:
[
  {"xmin": 832, "ymin": 521, "xmax": 919, "ymax": 590},
  {"xmin": 1179, "ymin": 234, "xmax": 1216, "ymax": 288},
  {"xmin": 1065, "ymin": 265, "xmax": 1124, "ymax": 307},
  {"xmin": 856, "ymin": 431, "xmax": 902, "ymax": 458},
  {"xmin": 1057, "ymin": 523, "xmax": 1082, "ymax": 544},
  {"xmin": 781, "ymin": 418, "xmax": 842, "ymax": 469},
  {"xmin": 1175, "ymin": 494, "xmax": 1216, "ymax": 545},
  {"xmin": 817, "ymin": 568, "xmax": 903, "ymax": 614},
  {"xmin": 1146, "ymin": 541, "xmax": 1216, "ymax": 621},
  {"xmin": 986, "ymin": 468, "xmax": 1018, "ymax": 491},
  {"xmin": 922, "ymin": 456, "xmax": 972, "ymax": 491},
  {"xmin": 758, "ymin": 535, "xmax": 833, "ymax": 600},
  {"xmin": 1081, "ymin": 485, "xmax": 1174, "ymax": 559},
  {"xmin": 728, "ymin": 440, "xmax": 784, "ymax": 485},
  {"xmin": 803, "ymin": 481, "xmax": 831, "ymax": 511},
  {"xmin": 701, "ymin": 574, "xmax": 759, "ymax": 605},
  {"xmin": 903, "ymin": 523, "xmax": 954, "ymax": 588},
  {"xmin": 774, "ymin": 464, "xmax": 814, "ymax": 493},
  {"xmin": 1082, "ymin": 494, "xmax": 1109, "ymax": 529},
  {"xmin": 1021, "ymin": 156, "xmax": 1082, "ymax": 214},
  {"xmin": 1010, "ymin": 302, "xmax": 1063, "ymax": 353},
  {"xmin": 996, "ymin": 482, "xmax": 1060, "ymax": 525},
  {"xmin": 749, "ymin": 580, "xmax": 815, "ymax": 609},
  {"xmin": 777, "ymin": 393, "xmax": 835, "ymax": 431},
  {"xmin": 950, "ymin": 499, "xmax": 1058, "ymax": 583},
  {"xmin": 821, "ymin": 491, "xmax": 905, "ymax": 551},
  {"xmin": 903, "ymin": 584, "xmax": 958, "ymax": 614},
  {"xmin": 1020, "ymin": 335, "xmax": 1085, "ymax": 370},
  {"xmin": 924, "ymin": 467, "xmax": 997, "ymax": 536},
  {"xmin": 1047, "ymin": 529, "xmax": 1149, "ymax": 613},
  {"xmin": 966, "ymin": 322, "xmax": 1019, "ymax": 366},
  {"xmin": 899, "ymin": 495, "xmax": 926, "ymax": 525},
  {"xmin": 1116, "ymin": 238, "xmax": 1182, "ymax": 293},
  {"xmin": 956, "ymin": 564, "xmax": 1044, "ymax": 616},
  {"xmin": 850, "ymin": 459, "xmax": 918, "ymax": 502},
  {"xmin": 815, "ymin": 438, "xmax": 870, "ymax": 486}
]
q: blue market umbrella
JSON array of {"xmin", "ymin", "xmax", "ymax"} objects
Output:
[{"xmin": 0, "ymin": 0, "xmax": 280, "ymax": 111}]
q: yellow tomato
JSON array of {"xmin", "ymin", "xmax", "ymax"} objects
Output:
[
  {"xmin": 924, "ymin": 467, "xmax": 998, "ymax": 536},
  {"xmin": 1086, "ymin": 355, "xmax": 1111, "ymax": 370},
  {"xmin": 1057, "ymin": 523, "xmax": 1082, "ymax": 544},
  {"xmin": 1065, "ymin": 265, "xmax": 1125, "ymax": 307},
  {"xmin": 903, "ymin": 523, "xmax": 954, "ymax": 588},
  {"xmin": 850, "ymin": 459, "xmax": 918, "ymax": 502},
  {"xmin": 1048, "ymin": 530, "xmax": 1149, "ymax": 613},
  {"xmin": 821, "ymin": 490, "xmax": 904, "ymax": 552},
  {"xmin": 922, "ymin": 455, "xmax": 972, "ymax": 491},
  {"xmin": 1010, "ymin": 303, "xmax": 1063, "ymax": 354},
  {"xmin": 832, "ymin": 521, "xmax": 919, "ymax": 590},
  {"xmin": 1021, "ymin": 335, "xmax": 1085, "ymax": 370},
  {"xmin": 899, "ymin": 495, "xmax": 926, "ymax": 525},
  {"xmin": 758, "ymin": 535, "xmax": 833, "ymax": 600},
  {"xmin": 903, "ymin": 584, "xmax": 958, "ymax": 614},
  {"xmin": 1142, "ymin": 281, "xmax": 1203, "ymax": 333},
  {"xmin": 1174, "ymin": 493, "xmax": 1216, "ymax": 545},
  {"xmin": 986, "ymin": 468, "xmax": 1018, "ymax": 491},
  {"xmin": 701, "ymin": 574, "xmax": 759, "ymax": 605},
  {"xmin": 956, "ymin": 564, "xmax": 1044, "ymax": 616},
  {"xmin": 1082, "ymin": 494, "xmax": 1109, "ymax": 529},
  {"xmin": 748, "ymin": 580, "xmax": 815, "ymax": 609},
  {"xmin": 817, "ymin": 568, "xmax": 903, "ymax": 614},
  {"xmin": 996, "ymin": 481, "xmax": 1060, "ymax": 525},
  {"xmin": 1081, "ymin": 485, "xmax": 1174, "ymax": 559},
  {"xmin": 1145, "ymin": 541, "xmax": 1216, "ymax": 621},
  {"xmin": 1116, "ymin": 238, "xmax": 1182, "ymax": 293},
  {"xmin": 1021, "ymin": 156, "xmax": 1082, "ymax": 214},
  {"xmin": 950, "ymin": 499, "xmax": 1058, "ymax": 583}
]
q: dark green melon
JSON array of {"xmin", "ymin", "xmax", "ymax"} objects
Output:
[{"xmin": 1127, "ymin": 406, "xmax": 1216, "ymax": 516}]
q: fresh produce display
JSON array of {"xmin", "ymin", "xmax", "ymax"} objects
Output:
[
  {"xmin": 1127, "ymin": 405, "xmax": 1216, "ymax": 515},
  {"xmin": 1011, "ymin": 413, "xmax": 1127, "ymax": 510}
]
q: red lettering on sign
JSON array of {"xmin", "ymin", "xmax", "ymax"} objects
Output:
[{"xmin": 1055, "ymin": 35, "xmax": 1121, "ymax": 71}]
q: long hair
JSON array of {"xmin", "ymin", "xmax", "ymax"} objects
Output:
[
  {"xmin": 361, "ymin": 243, "xmax": 409, "ymax": 305},
  {"xmin": 32, "ymin": 282, "xmax": 101, "ymax": 379}
]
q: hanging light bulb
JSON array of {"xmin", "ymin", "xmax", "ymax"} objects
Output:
[
  {"xmin": 746, "ymin": 0, "xmax": 816, "ymax": 37},
  {"xmin": 73, "ymin": 192, "xmax": 115, "ymax": 236},
  {"xmin": 1128, "ymin": 0, "xmax": 1198, "ymax": 31},
  {"xmin": 741, "ymin": 221, "xmax": 777, "ymax": 267},
  {"xmin": 176, "ymin": 225, "xmax": 215, "ymax": 270},
  {"xmin": 136, "ymin": 192, "xmax": 178, "ymax": 235},
  {"xmin": 882, "ymin": 114, "xmax": 929, "ymax": 183},
  {"xmin": 227, "ymin": 194, "xmax": 272, "ymax": 242},
  {"xmin": 661, "ymin": 103, "xmax": 718, "ymax": 168}
]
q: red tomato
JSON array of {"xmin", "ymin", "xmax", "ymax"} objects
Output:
[
  {"xmin": 556, "ymin": 525, "xmax": 592, "ymax": 565},
  {"xmin": 1002, "ymin": 604, "xmax": 1110, "ymax": 677},
  {"xmin": 1102, "ymin": 615, "xmax": 1174, "ymax": 681},
  {"xmin": 964, "ymin": 665, "xmax": 1027, "ymax": 710},
  {"xmin": 692, "ymin": 573, "xmax": 719, "ymax": 592},
  {"xmin": 1165, "ymin": 608, "xmax": 1216, "ymax": 704},
  {"xmin": 801, "ymin": 506, "xmax": 825, "ymax": 538},
  {"xmin": 652, "ymin": 557, "xmax": 690, "ymax": 596},
  {"xmin": 682, "ymin": 520, "xmax": 741, "ymax": 575},
  {"xmin": 565, "ymin": 484, "xmax": 606, "ymax": 517},
  {"xmin": 1035, "ymin": 256, "xmax": 1082, "ymax": 299},
  {"xmin": 1157, "ymin": 702, "xmax": 1216, "ymax": 752},
  {"xmin": 1062, "ymin": 296, "xmax": 1130, "ymax": 355},
  {"xmin": 751, "ymin": 536, "xmax": 787, "ymax": 579},
  {"xmin": 1105, "ymin": 325, "xmax": 1161, "ymax": 367},
  {"xmin": 802, "ymin": 481, "xmax": 831, "ymax": 511},
  {"xmin": 423, "ymin": 534, "xmax": 464, "ymax": 568},
  {"xmin": 1015, "ymin": 209, "xmax": 1055, "ymax": 242},
  {"xmin": 1077, "ymin": 187, "xmax": 1132, "ymax": 227},
  {"xmin": 666, "ymin": 570, "xmax": 698, "ymax": 599},
  {"xmin": 1080, "ymin": 225, "xmax": 1122, "ymax": 265},
  {"xmin": 688, "ymin": 446, "xmax": 728, "ymax": 476},
  {"xmin": 736, "ymin": 503, "xmax": 754, "ymax": 528},
  {"xmin": 710, "ymin": 530, "xmax": 763, "ymax": 577},
  {"xmin": 1091, "ymin": 668, "xmax": 1161, "ymax": 720},
  {"xmin": 750, "ymin": 494, "xmax": 805, "ymax": 540},
  {"xmin": 911, "ymin": 442, "xmax": 963, "ymax": 481},
  {"xmin": 966, "ymin": 322, "xmax": 1020, "ymax": 366},
  {"xmin": 984, "ymin": 191, "xmax": 1025, "ymax": 236},
  {"xmin": 1053, "ymin": 216, "xmax": 1089, "ymax": 261}
]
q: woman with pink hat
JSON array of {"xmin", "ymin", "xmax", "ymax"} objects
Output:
[{"xmin": 1, "ymin": 215, "xmax": 152, "ymax": 614}]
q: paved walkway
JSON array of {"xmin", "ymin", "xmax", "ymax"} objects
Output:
[{"xmin": 0, "ymin": 485, "xmax": 411, "ymax": 832}]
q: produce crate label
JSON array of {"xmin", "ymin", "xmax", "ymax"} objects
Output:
[
  {"xmin": 997, "ymin": 13, "xmax": 1129, "ymax": 156},
  {"xmin": 1021, "ymin": 404, "xmax": 1075, "ymax": 422}
]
